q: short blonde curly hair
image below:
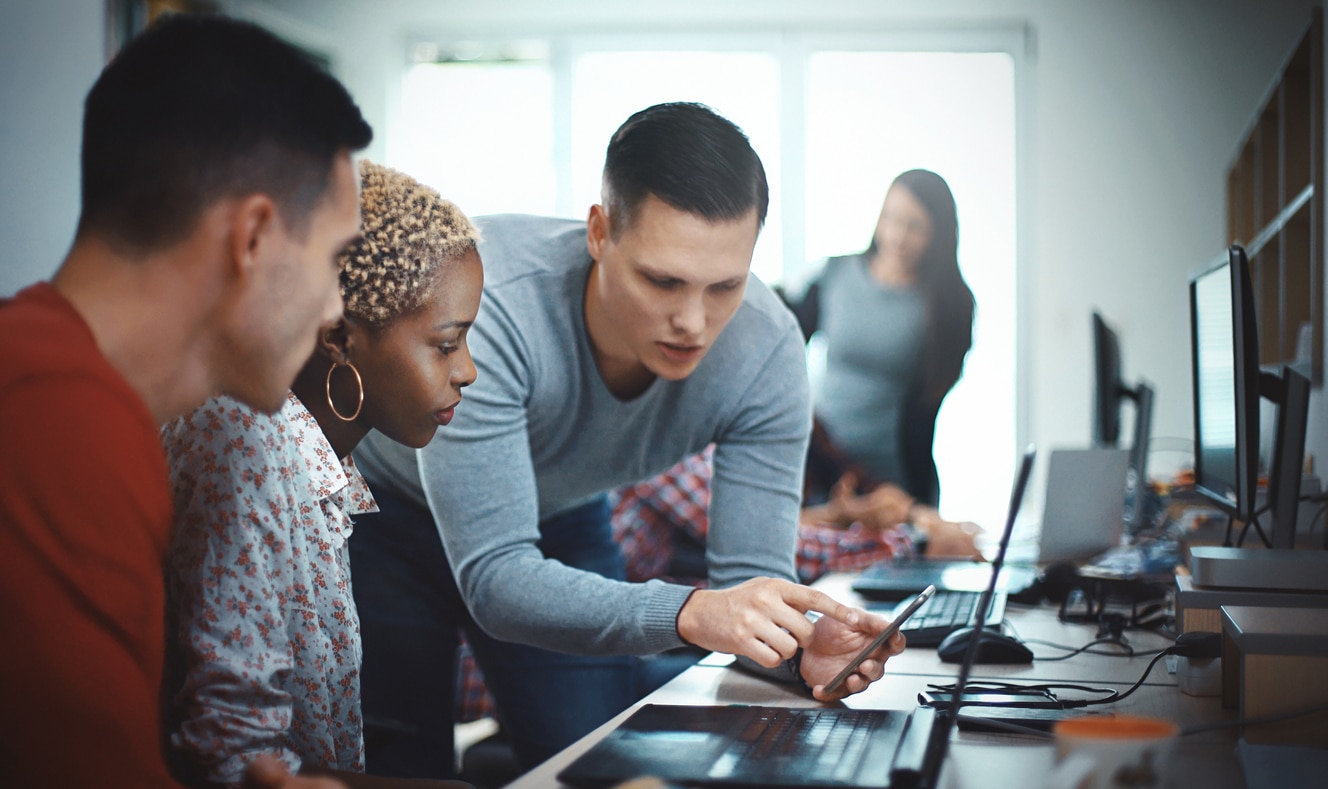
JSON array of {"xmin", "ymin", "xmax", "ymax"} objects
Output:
[{"xmin": 338, "ymin": 160, "xmax": 480, "ymax": 327}]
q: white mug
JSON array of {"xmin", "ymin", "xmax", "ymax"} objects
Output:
[{"xmin": 1046, "ymin": 715, "xmax": 1179, "ymax": 789}]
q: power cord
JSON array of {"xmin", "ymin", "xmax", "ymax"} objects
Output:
[
  {"xmin": 1004, "ymin": 618, "xmax": 1168, "ymax": 662},
  {"xmin": 927, "ymin": 632, "xmax": 1223, "ymax": 711},
  {"xmin": 923, "ymin": 679, "xmax": 1121, "ymax": 709},
  {"xmin": 1090, "ymin": 631, "xmax": 1222, "ymax": 706}
]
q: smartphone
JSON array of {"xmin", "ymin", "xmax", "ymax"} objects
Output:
[{"xmin": 824, "ymin": 584, "xmax": 936, "ymax": 693}]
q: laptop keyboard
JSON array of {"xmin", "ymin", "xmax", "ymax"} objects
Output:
[
  {"xmin": 707, "ymin": 707, "xmax": 878, "ymax": 782},
  {"xmin": 895, "ymin": 590, "xmax": 1004, "ymax": 647}
]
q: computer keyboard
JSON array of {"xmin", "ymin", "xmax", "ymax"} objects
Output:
[
  {"xmin": 709, "ymin": 707, "xmax": 879, "ymax": 781},
  {"xmin": 892, "ymin": 590, "xmax": 1006, "ymax": 647}
]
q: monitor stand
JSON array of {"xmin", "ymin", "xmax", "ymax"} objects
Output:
[{"xmin": 1189, "ymin": 546, "xmax": 1328, "ymax": 591}]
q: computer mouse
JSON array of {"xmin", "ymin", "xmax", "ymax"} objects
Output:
[{"xmin": 936, "ymin": 627, "xmax": 1034, "ymax": 664}]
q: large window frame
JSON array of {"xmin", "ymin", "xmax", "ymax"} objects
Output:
[{"xmin": 386, "ymin": 24, "xmax": 1035, "ymax": 526}]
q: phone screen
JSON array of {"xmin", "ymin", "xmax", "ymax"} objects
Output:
[{"xmin": 824, "ymin": 584, "xmax": 936, "ymax": 693}]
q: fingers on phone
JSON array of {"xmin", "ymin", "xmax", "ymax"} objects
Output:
[{"xmin": 787, "ymin": 585, "xmax": 858, "ymax": 625}]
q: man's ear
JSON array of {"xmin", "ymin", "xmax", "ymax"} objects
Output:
[
  {"xmin": 586, "ymin": 203, "xmax": 610, "ymax": 262},
  {"xmin": 316, "ymin": 318, "xmax": 353, "ymax": 365},
  {"xmin": 227, "ymin": 194, "xmax": 279, "ymax": 282}
]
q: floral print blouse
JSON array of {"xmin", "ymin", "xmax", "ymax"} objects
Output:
[{"xmin": 162, "ymin": 391, "xmax": 377, "ymax": 786}]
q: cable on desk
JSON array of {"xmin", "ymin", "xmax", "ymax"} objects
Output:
[
  {"xmin": 1002, "ymin": 620, "xmax": 1167, "ymax": 662},
  {"xmin": 1088, "ymin": 649, "xmax": 1171, "ymax": 706},
  {"xmin": 1023, "ymin": 638, "xmax": 1167, "ymax": 662},
  {"xmin": 925, "ymin": 680, "xmax": 1121, "ymax": 709},
  {"xmin": 927, "ymin": 633, "xmax": 1221, "ymax": 713}
]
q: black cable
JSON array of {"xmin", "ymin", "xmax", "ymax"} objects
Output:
[
  {"xmin": 928, "ymin": 648, "xmax": 1173, "ymax": 713},
  {"xmin": 1087, "ymin": 649, "xmax": 1171, "ymax": 706},
  {"xmin": 1004, "ymin": 620, "xmax": 1155, "ymax": 661},
  {"xmin": 926, "ymin": 680, "xmax": 1121, "ymax": 708},
  {"xmin": 1025, "ymin": 637, "xmax": 1133, "ymax": 661},
  {"xmin": 1021, "ymin": 637, "xmax": 1168, "ymax": 661}
]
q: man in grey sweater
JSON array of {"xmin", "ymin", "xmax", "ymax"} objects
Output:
[{"xmin": 349, "ymin": 102, "xmax": 902, "ymax": 777}]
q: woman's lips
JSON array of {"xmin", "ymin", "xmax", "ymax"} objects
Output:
[
  {"xmin": 657, "ymin": 341, "xmax": 704, "ymax": 364},
  {"xmin": 435, "ymin": 404, "xmax": 458, "ymax": 426}
]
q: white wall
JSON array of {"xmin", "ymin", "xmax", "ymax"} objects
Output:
[
  {"xmin": 3, "ymin": 0, "xmax": 1324, "ymax": 483},
  {"xmin": 0, "ymin": 0, "xmax": 105, "ymax": 295}
]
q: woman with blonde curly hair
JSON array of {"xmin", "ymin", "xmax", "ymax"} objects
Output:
[{"xmin": 161, "ymin": 161, "xmax": 481, "ymax": 789}]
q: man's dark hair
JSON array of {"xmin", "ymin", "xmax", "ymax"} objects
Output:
[
  {"xmin": 77, "ymin": 13, "xmax": 373, "ymax": 254},
  {"xmin": 602, "ymin": 102, "xmax": 768, "ymax": 237}
]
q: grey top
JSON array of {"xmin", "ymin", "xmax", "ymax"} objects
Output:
[
  {"xmin": 809, "ymin": 255, "xmax": 926, "ymax": 485},
  {"xmin": 354, "ymin": 214, "xmax": 811, "ymax": 658}
]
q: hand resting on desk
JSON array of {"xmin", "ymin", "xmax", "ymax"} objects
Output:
[{"xmin": 675, "ymin": 577, "xmax": 901, "ymax": 700}]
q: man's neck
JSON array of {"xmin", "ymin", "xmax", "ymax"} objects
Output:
[{"xmin": 52, "ymin": 236, "xmax": 225, "ymax": 425}]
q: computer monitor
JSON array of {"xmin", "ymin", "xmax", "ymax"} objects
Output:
[
  {"xmin": 1189, "ymin": 244, "xmax": 1310, "ymax": 548},
  {"xmin": 1092, "ymin": 310, "xmax": 1155, "ymax": 531}
]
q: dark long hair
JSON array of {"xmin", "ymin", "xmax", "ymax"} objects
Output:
[{"xmin": 867, "ymin": 169, "xmax": 975, "ymax": 406}]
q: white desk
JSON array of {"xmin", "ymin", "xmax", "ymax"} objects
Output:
[{"xmin": 506, "ymin": 573, "xmax": 1246, "ymax": 789}]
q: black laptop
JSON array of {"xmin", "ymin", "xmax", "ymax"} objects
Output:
[{"xmin": 556, "ymin": 448, "xmax": 1037, "ymax": 789}]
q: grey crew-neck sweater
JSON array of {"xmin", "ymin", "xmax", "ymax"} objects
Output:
[
  {"xmin": 354, "ymin": 214, "xmax": 812, "ymax": 658},
  {"xmin": 812, "ymin": 254, "xmax": 926, "ymax": 486}
]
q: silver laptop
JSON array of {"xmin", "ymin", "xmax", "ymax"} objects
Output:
[{"xmin": 1036, "ymin": 448, "xmax": 1130, "ymax": 562}]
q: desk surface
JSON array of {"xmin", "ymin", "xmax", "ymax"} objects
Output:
[
  {"xmin": 507, "ymin": 573, "xmax": 1246, "ymax": 789},
  {"xmin": 818, "ymin": 573, "xmax": 1179, "ymax": 686}
]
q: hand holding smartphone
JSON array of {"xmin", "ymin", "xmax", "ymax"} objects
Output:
[{"xmin": 823, "ymin": 584, "xmax": 935, "ymax": 694}]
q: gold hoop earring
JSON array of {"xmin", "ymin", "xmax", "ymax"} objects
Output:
[{"xmin": 326, "ymin": 361, "xmax": 364, "ymax": 422}]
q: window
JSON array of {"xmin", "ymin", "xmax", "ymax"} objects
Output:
[
  {"xmin": 393, "ymin": 32, "xmax": 1023, "ymax": 530},
  {"xmin": 397, "ymin": 47, "xmax": 556, "ymax": 217}
]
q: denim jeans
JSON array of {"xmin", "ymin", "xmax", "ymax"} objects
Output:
[{"xmin": 348, "ymin": 487, "xmax": 700, "ymax": 777}]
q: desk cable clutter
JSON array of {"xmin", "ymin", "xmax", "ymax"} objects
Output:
[{"xmin": 922, "ymin": 632, "xmax": 1224, "ymax": 714}]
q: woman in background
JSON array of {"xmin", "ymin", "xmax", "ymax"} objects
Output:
[
  {"xmin": 781, "ymin": 168, "xmax": 979, "ymax": 557},
  {"xmin": 162, "ymin": 161, "xmax": 482, "ymax": 788}
]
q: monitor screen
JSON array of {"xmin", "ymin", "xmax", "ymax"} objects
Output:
[
  {"xmin": 1092, "ymin": 310, "xmax": 1154, "ymax": 530},
  {"xmin": 1189, "ymin": 246, "xmax": 1259, "ymax": 522},
  {"xmin": 1092, "ymin": 312, "xmax": 1123, "ymax": 447}
]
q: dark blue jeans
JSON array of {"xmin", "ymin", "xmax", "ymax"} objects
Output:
[{"xmin": 348, "ymin": 487, "xmax": 700, "ymax": 777}]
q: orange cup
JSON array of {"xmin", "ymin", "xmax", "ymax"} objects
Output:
[{"xmin": 1048, "ymin": 715, "xmax": 1180, "ymax": 789}]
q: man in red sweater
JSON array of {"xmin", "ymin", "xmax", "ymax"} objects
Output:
[{"xmin": 0, "ymin": 14, "xmax": 371, "ymax": 788}]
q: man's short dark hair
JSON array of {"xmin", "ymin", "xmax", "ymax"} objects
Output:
[
  {"xmin": 78, "ymin": 13, "xmax": 373, "ymax": 254},
  {"xmin": 602, "ymin": 102, "xmax": 768, "ymax": 237}
]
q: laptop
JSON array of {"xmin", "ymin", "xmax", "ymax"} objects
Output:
[
  {"xmin": 850, "ymin": 448, "xmax": 1127, "ymax": 644},
  {"xmin": 556, "ymin": 448, "xmax": 1037, "ymax": 789},
  {"xmin": 1034, "ymin": 447, "xmax": 1129, "ymax": 563}
]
